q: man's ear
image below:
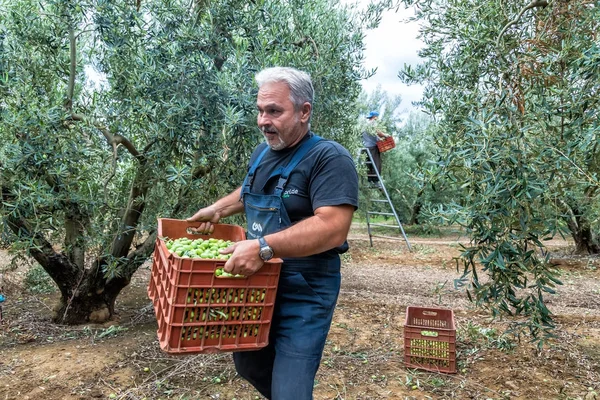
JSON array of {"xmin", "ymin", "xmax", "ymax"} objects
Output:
[{"xmin": 299, "ymin": 102, "xmax": 312, "ymax": 124}]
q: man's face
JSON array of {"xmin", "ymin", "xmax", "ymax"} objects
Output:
[{"xmin": 257, "ymin": 81, "xmax": 311, "ymax": 150}]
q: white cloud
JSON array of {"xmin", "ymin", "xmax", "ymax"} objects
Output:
[{"xmin": 350, "ymin": 3, "xmax": 426, "ymax": 116}]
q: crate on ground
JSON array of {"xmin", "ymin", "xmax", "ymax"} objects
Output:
[
  {"xmin": 148, "ymin": 218, "xmax": 282, "ymax": 355},
  {"xmin": 376, "ymin": 136, "xmax": 395, "ymax": 153},
  {"xmin": 403, "ymin": 306, "xmax": 457, "ymax": 374}
]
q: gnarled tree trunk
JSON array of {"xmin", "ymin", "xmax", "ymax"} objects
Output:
[{"xmin": 562, "ymin": 200, "xmax": 600, "ymax": 255}]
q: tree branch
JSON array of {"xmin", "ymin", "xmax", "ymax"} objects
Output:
[
  {"xmin": 64, "ymin": 201, "xmax": 89, "ymax": 269},
  {"xmin": 65, "ymin": 28, "xmax": 77, "ymax": 111},
  {"xmin": 103, "ymin": 230, "xmax": 157, "ymax": 301},
  {"xmin": 2, "ymin": 202, "xmax": 81, "ymax": 299},
  {"xmin": 104, "ymin": 142, "xmax": 118, "ymax": 199},
  {"xmin": 113, "ymin": 134, "xmax": 141, "ymax": 158},
  {"xmin": 496, "ymin": 0, "xmax": 549, "ymax": 49},
  {"xmin": 70, "ymin": 113, "xmax": 142, "ymax": 159},
  {"xmin": 110, "ymin": 165, "xmax": 152, "ymax": 259},
  {"xmin": 293, "ymin": 36, "xmax": 320, "ymax": 58}
]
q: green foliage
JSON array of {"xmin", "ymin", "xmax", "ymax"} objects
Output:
[
  {"xmin": 24, "ymin": 265, "xmax": 56, "ymax": 294},
  {"xmin": 0, "ymin": 0, "xmax": 381, "ymax": 319},
  {"xmin": 458, "ymin": 321, "xmax": 516, "ymax": 353},
  {"xmin": 383, "ymin": 112, "xmax": 461, "ymax": 225},
  {"xmin": 400, "ymin": 0, "xmax": 600, "ymax": 342}
]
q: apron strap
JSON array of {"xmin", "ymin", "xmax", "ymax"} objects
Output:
[
  {"xmin": 241, "ymin": 134, "xmax": 322, "ymax": 197},
  {"xmin": 241, "ymin": 145, "xmax": 270, "ymax": 195},
  {"xmin": 273, "ymin": 135, "xmax": 321, "ymax": 196}
]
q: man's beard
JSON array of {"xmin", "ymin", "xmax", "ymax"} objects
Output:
[{"xmin": 261, "ymin": 127, "xmax": 286, "ymax": 150}]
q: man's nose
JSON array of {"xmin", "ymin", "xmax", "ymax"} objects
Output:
[{"xmin": 257, "ymin": 112, "xmax": 270, "ymax": 127}]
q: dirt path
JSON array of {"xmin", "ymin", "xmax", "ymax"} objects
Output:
[{"xmin": 1, "ymin": 230, "xmax": 599, "ymax": 399}]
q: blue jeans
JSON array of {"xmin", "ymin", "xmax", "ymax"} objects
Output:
[{"xmin": 233, "ymin": 257, "xmax": 341, "ymax": 400}]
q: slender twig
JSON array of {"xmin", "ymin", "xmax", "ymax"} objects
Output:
[
  {"xmin": 74, "ymin": 29, "xmax": 96, "ymax": 39},
  {"xmin": 308, "ymin": 36, "xmax": 320, "ymax": 59},
  {"xmin": 31, "ymin": 296, "xmax": 54, "ymax": 313},
  {"xmin": 496, "ymin": 0, "xmax": 549, "ymax": 49},
  {"xmin": 104, "ymin": 142, "xmax": 118, "ymax": 200},
  {"xmin": 551, "ymin": 147, "xmax": 600, "ymax": 187},
  {"xmin": 65, "ymin": 28, "xmax": 77, "ymax": 111},
  {"xmin": 60, "ymin": 269, "xmax": 86, "ymax": 323},
  {"xmin": 495, "ymin": 0, "xmax": 549, "ymax": 94}
]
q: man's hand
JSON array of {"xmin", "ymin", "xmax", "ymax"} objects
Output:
[
  {"xmin": 221, "ymin": 239, "xmax": 264, "ymax": 276},
  {"xmin": 186, "ymin": 206, "xmax": 220, "ymax": 234}
]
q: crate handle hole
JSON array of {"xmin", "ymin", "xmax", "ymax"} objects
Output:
[
  {"xmin": 422, "ymin": 311, "xmax": 438, "ymax": 316},
  {"xmin": 420, "ymin": 330, "xmax": 439, "ymax": 337}
]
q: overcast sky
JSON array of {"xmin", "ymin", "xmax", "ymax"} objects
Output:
[{"xmin": 351, "ymin": 3, "xmax": 425, "ymax": 117}]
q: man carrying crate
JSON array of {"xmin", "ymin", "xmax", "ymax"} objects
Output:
[
  {"xmin": 187, "ymin": 66, "xmax": 359, "ymax": 400},
  {"xmin": 361, "ymin": 110, "xmax": 391, "ymax": 188}
]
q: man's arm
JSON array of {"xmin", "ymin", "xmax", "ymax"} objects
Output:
[
  {"xmin": 187, "ymin": 187, "xmax": 244, "ymax": 233},
  {"xmin": 221, "ymin": 204, "xmax": 355, "ymax": 276},
  {"xmin": 266, "ymin": 205, "xmax": 355, "ymax": 258}
]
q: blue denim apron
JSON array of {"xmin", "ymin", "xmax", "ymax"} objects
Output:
[
  {"xmin": 233, "ymin": 135, "xmax": 342, "ymax": 400},
  {"xmin": 241, "ymin": 135, "xmax": 321, "ymax": 240}
]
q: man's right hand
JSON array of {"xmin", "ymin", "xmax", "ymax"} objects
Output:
[{"xmin": 186, "ymin": 206, "xmax": 221, "ymax": 234}]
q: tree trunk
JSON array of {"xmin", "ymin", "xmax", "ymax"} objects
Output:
[
  {"xmin": 52, "ymin": 231, "xmax": 156, "ymax": 324},
  {"xmin": 52, "ymin": 269, "xmax": 116, "ymax": 324},
  {"xmin": 563, "ymin": 202, "xmax": 600, "ymax": 255},
  {"xmin": 567, "ymin": 217, "xmax": 600, "ymax": 255},
  {"xmin": 409, "ymin": 186, "xmax": 426, "ymax": 225},
  {"xmin": 409, "ymin": 202, "xmax": 422, "ymax": 225}
]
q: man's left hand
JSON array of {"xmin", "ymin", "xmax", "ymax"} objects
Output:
[{"xmin": 221, "ymin": 240, "xmax": 264, "ymax": 276}]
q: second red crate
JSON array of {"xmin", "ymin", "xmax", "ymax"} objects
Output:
[{"xmin": 403, "ymin": 306, "xmax": 457, "ymax": 374}]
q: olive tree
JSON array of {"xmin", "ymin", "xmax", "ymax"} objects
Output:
[
  {"xmin": 385, "ymin": 112, "xmax": 461, "ymax": 227},
  {"xmin": 0, "ymin": 0, "xmax": 375, "ymax": 324},
  {"xmin": 401, "ymin": 0, "xmax": 600, "ymax": 342}
]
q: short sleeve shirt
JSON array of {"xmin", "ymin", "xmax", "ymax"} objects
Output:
[{"xmin": 246, "ymin": 132, "xmax": 359, "ymax": 224}]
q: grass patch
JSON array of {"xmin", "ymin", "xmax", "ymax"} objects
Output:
[{"xmin": 24, "ymin": 265, "xmax": 56, "ymax": 294}]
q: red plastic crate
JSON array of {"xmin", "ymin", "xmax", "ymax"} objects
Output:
[
  {"xmin": 403, "ymin": 306, "xmax": 457, "ymax": 374},
  {"xmin": 148, "ymin": 218, "xmax": 282, "ymax": 355},
  {"xmin": 376, "ymin": 136, "xmax": 395, "ymax": 153}
]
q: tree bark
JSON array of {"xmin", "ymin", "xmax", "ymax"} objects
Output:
[
  {"xmin": 563, "ymin": 202, "xmax": 600, "ymax": 255},
  {"xmin": 64, "ymin": 201, "xmax": 88, "ymax": 269},
  {"xmin": 110, "ymin": 166, "xmax": 152, "ymax": 259},
  {"xmin": 409, "ymin": 186, "xmax": 426, "ymax": 225},
  {"xmin": 409, "ymin": 202, "xmax": 422, "ymax": 226}
]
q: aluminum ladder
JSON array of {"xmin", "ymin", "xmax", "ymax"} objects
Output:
[{"xmin": 356, "ymin": 148, "xmax": 412, "ymax": 250}]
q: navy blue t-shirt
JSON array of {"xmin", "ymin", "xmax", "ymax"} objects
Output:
[{"xmin": 245, "ymin": 132, "xmax": 359, "ymax": 255}]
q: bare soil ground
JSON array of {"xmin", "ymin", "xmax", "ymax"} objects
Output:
[{"xmin": 1, "ymin": 225, "xmax": 599, "ymax": 400}]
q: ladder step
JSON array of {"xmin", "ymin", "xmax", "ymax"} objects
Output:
[
  {"xmin": 371, "ymin": 234, "xmax": 408, "ymax": 241},
  {"xmin": 367, "ymin": 212, "xmax": 395, "ymax": 216},
  {"xmin": 370, "ymin": 223, "xmax": 401, "ymax": 228}
]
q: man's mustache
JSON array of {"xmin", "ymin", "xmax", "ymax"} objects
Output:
[{"xmin": 261, "ymin": 126, "xmax": 279, "ymax": 135}]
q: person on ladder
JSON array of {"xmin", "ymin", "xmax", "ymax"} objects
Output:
[{"xmin": 361, "ymin": 111, "xmax": 390, "ymax": 188}]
